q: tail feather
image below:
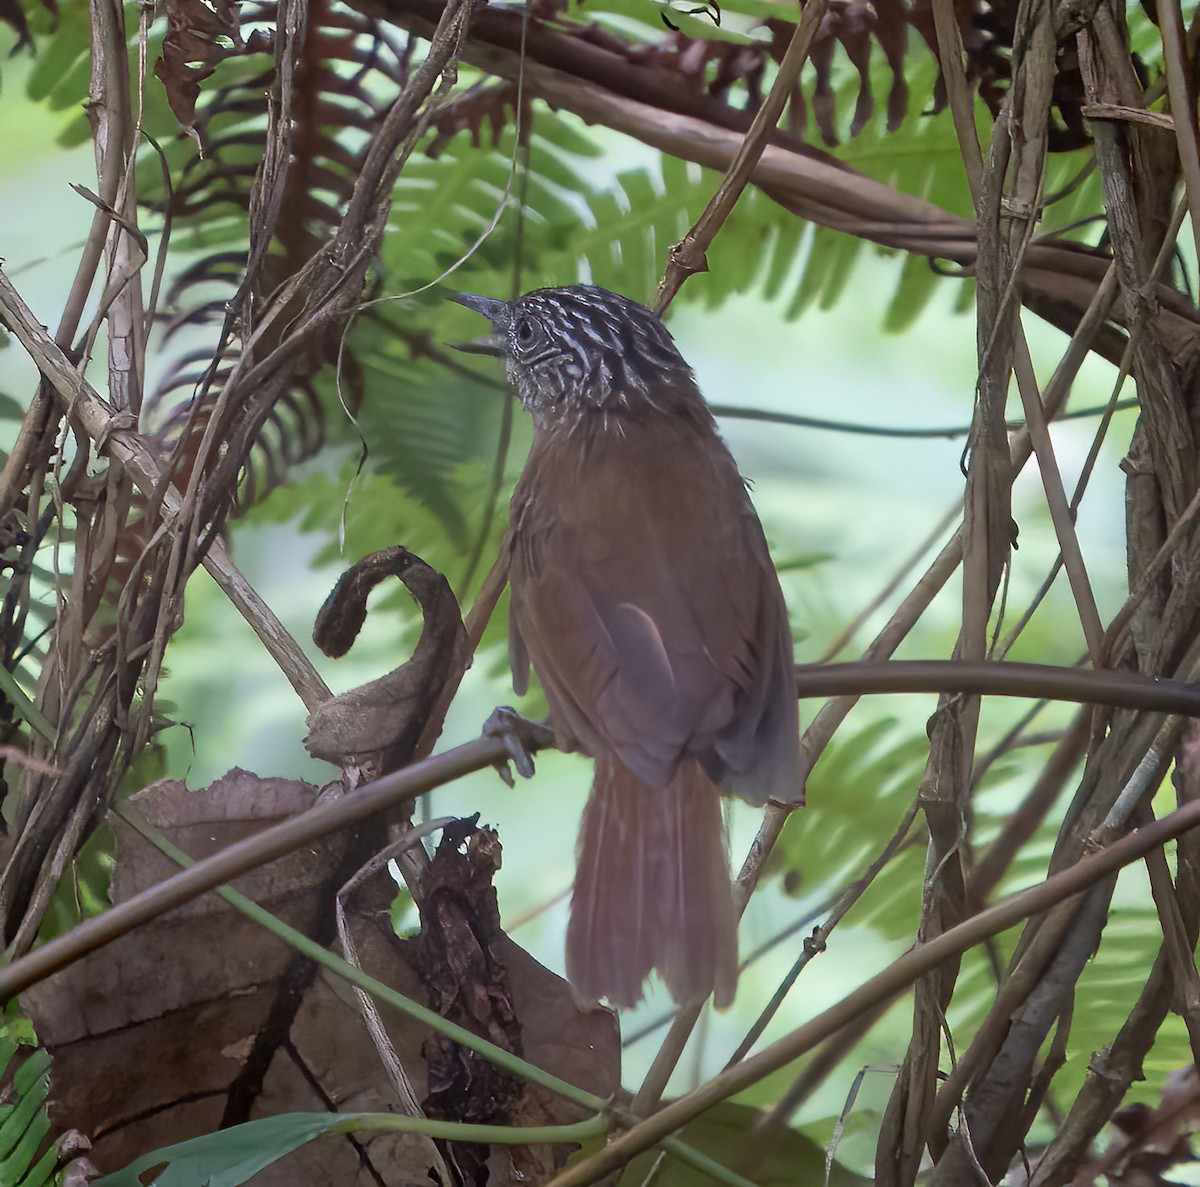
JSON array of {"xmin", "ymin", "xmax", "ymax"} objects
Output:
[{"xmin": 566, "ymin": 754, "xmax": 738, "ymax": 1009}]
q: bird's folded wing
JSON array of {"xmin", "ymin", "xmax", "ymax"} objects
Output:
[{"xmin": 509, "ymin": 417, "xmax": 798, "ymax": 800}]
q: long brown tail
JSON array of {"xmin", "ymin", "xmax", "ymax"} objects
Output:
[{"xmin": 566, "ymin": 753, "xmax": 738, "ymax": 1009}]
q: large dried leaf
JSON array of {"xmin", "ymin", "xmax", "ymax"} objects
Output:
[
  {"xmin": 23, "ymin": 772, "xmax": 619, "ymax": 1183},
  {"xmin": 23, "ymin": 771, "xmax": 432, "ymax": 1182}
]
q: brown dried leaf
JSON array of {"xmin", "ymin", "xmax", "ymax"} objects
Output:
[
  {"xmin": 1103, "ymin": 1066, "xmax": 1200, "ymax": 1180},
  {"xmin": 23, "ymin": 770, "xmax": 436, "ymax": 1182},
  {"xmin": 0, "ymin": 0, "xmax": 54, "ymax": 53},
  {"xmin": 427, "ymin": 80, "xmax": 520, "ymax": 158},
  {"xmin": 305, "ymin": 548, "xmax": 470, "ymax": 772},
  {"xmin": 153, "ymin": 0, "xmax": 271, "ymax": 133},
  {"xmin": 23, "ymin": 772, "xmax": 619, "ymax": 1185}
]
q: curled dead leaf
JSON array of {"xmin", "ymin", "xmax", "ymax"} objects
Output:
[
  {"xmin": 305, "ymin": 547, "xmax": 469, "ymax": 772},
  {"xmin": 154, "ymin": 0, "xmax": 271, "ymax": 135}
]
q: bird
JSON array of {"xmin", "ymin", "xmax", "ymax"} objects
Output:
[{"xmin": 452, "ymin": 284, "xmax": 799, "ymax": 1009}]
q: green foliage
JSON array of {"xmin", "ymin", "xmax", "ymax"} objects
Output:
[
  {"xmin": 0, "ymin": 671, "xmax": 52, "ymax": 743},
  {"xmin": 93, "ymin": 1112, "xmax": 367, "ymax": 1187},
  {"xmin": 0, "ymin": 1045, "xmax": 55, "ymax": 1187},
  {"xmin": 25, "ymin": 0, "xmax": 178, "ymax": 147},
  {"xmin": 95, "ymin": 1110, "xmax": 608, "ymax": 1186},
  {"xmin": 774, "ymin": 718, "xmax": 928, "ymax": 940},
  {"xmin": 249, "ymin": 452, "xmax": 503, "ymax": 602},
  {"xmin": 341, "ymin": 345, "xmax": 509, "ymax": 554}
]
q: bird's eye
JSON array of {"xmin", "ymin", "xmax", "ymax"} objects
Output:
[{"xmin": 516, "ymin": 319, "xmax": 536, "ymax": 345}]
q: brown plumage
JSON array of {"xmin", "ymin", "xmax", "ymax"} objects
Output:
[{"xmin": 453, "ymin": 285, "xmax": 798, "ymax": 1008}]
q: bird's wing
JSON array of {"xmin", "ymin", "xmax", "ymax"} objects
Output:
[{"xmin": 509, "ymin": 416, "xmax": 798, "ymax": 801}]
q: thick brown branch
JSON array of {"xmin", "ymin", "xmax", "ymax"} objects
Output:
[{"xmin": 795, "ymin": 661, "xmax": 1200, "ymax": 725}]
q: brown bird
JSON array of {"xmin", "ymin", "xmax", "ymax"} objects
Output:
[{"xmin": 454, "ymin": 285, "xmax": 798, "ymax": 1009}]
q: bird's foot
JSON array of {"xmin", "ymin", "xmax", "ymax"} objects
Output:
[{"xmin": 482, "ymin": 707, "xmax": 553, "ymax": 787}]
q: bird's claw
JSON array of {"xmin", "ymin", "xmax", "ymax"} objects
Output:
[{"xmin": 483, "ymin": 707, "xmax": 552, "ymax": 786}]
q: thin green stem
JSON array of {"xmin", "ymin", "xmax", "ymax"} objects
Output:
[{"xmin": 331, "ymin": 1111, "xmax": 607, "ymax": 1144}]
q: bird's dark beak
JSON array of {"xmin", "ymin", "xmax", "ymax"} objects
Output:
[{"xmin": 449, "ymin": 291, "xmax": 510, "ymax": 356}]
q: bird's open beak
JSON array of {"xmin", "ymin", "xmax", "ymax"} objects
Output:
[{"xmin": 449, "ymin": 291, "xmax": 510, "ymax": 356}]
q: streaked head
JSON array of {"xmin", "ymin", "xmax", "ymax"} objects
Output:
[{"xmin": 451, "ymin": 285, "xmax": 703, "ymax": 429}]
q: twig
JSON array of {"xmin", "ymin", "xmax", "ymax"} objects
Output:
[
  {"xmin": 410, "ymin": 547, "xmax": 511, "ymax": 767},
  {"xmin": 0, "ymin": 747, "xmax": 58, "ymax": 776},
  {"xmin": 725, "ymin": 795, "xmax": 923, "ymax": 1067},
  {"xmin": 1136, "ymin": 799, "xmax": 1200, "ymax": 1063},
  {"xmin": 931, "ymin": 0, "xmax": 984, "ymax": 194},
  {"xmin": 797, "ymin": 530, "xmax": 965, "ymax": 786},
  {"xmin": 1011, "ymin": 329, "xmax": 1105, "ymax": 664},
  {"xmin": 998, "ymin": 194, "xmax": 1185, "ymax": 669},
  {"xmin": 972, "ymin": 708, "xmax": 1092, "ymax": 898},
  {"xmin": 85, "ymin": 0, "xmax": 146, "ymax": 415},
  {"xmin": 0, "ymin": 268, "xmax": 331, "ymax": 712},
  {"xmin": 1082, "ymin": 102, "xmax": 1176, "ymax": 130},
  {"xmin": 819, "ymin": 505, "xmax": 961, "ymax": 664},
  {"xmin": 710, "ymin": 399, "xmax": 1141, "ymax": 440},
  {"xmin": 654, "ymin": 0, "xmax": 829, "ymax": 312},
  {"xmin": 1157, "ymin": 0, "xmax": 1200, "ymax": 272}
]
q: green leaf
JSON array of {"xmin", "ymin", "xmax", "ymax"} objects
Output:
[
  {"xmin": 24, "ymin": 0, "xmax": 91, "ymax": 108},
  {"xmin": 96, "ymin": 1111, "xmax": 609, "ymax": 1186},
  {"xmin": 0, "ymin": 1047, "xmax": 51, "ymax": 1187},
  {"xmin": 0, "ymin": 668, "xmax": 54, "ymax": 742},
  {"xmin": 884, "ymin": 253, "xmax": 942, "ymax": 334},
  {"xmin": 93, "ymin": 1112, "xmax": 357, "ymax": 1187},
  {"xmin": 349, "ymin": 349, "xmax": 504, "ymax": 550}
]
